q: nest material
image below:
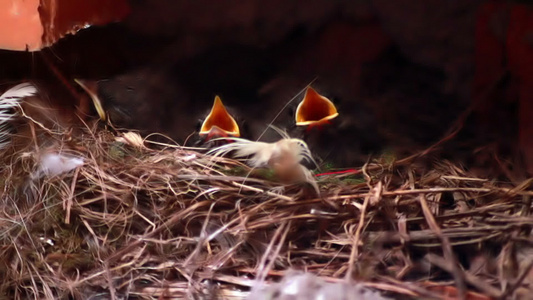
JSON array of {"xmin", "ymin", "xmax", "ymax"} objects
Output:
[{"xmin": 0, "ymin": 127, "xmax": 532, "ymax": 300}]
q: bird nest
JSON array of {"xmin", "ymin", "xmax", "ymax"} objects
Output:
[{"xmin": 0, "ymin": 127, "xmax": 532, "ymax": 299}]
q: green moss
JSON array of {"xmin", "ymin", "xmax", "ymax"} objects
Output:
[
  {"xmin": 316, "ymin": 170, "xmax": 365, "ymax": 185},
  {"xmin": 108, "ymin": 141, "xmax": 127, "ymax": 160},
  {"xmin": 340, "ymin": 175, "xmax": 366, "ymax": 185},
  {"xmin": 320, "ymin": 162, "xmax": 336, "ymax": 172},
  {"xmin": 220, "ymin": 165, "xmax": 279, "ymax": 181},
  {"xmin": 251, "ymin": 168, "xmax": 277, "ymax": 181},
  {"xmin": 377, "ymin": 148, "xmax": 397, "ymax": 166},
  {"xmin": 220, "ymin": 165, "xmax": 249, "ymax": 176}
]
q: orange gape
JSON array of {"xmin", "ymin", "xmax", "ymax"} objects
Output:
[
  {"xmin": 199, "ymin": 96, "xmax": 240, "ymax": 140},
  {"xmin": 295, "ymin": 87, "xmax": 338, "ymax": 129}
]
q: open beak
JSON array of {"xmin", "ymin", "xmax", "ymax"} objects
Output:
[
  {"xmin": 295, "ymin": 87, "xmax": 338, "ymax": 127},
  {"xmin": 200, "ymin": 96, "xmax": 240, "ymax": 138},
  {"xmin": 75, "ymin": 79, "xmax": 107, "ymax": 121}
]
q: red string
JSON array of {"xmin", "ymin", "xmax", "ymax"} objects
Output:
[{"xmin": 314, "ymin": 168, "xmax": 360, "ymax": 177}]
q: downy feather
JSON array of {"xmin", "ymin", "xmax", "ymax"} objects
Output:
[
  {"xmin": 207, "ymin": 137, "xmax": 275, "ymax": 167},
  {"xmin": 208, "ymin": 136, "xmax": 320, "ymax": 195},
  {"xmin": 207, "ymin": 137, "xmax": 314, "ymax": 168}
]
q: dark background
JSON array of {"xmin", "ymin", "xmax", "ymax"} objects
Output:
[{"xmin": 1, "ymin": 0, "xmax": 531, "ymax": 175}]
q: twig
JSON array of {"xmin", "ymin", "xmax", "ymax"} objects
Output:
[
  {"xmin": 64, "ymin": 167, "xmax": 80, "ymax": 224},
  {"xmin": 501, "ymin": 258, "xmax": 533, "ymax": 298},
  {"xmin": 346, "ymin": 181, "xmax": 381, "ymax": 280},
  {"xmin": 256, "ymin": 220, "xmax": 291, "ymax": 283},
  {"xmin": 425, "ymin": 254, "xmax": 502, "ymax": 298},
  {"xmin": 419, "ymin": 194, "xmax": 467, "ymax": 300}
]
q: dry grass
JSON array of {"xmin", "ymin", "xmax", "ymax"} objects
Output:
[{"xmin": 0, "ymin": 126, "xmax": 532, "ymax": 300}]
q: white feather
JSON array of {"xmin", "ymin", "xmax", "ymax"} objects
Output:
[
  {"xmin": 0, "ymin": 83, "xmax": 37, "ymax": 150},
  {"xmin": 207, "ymin": 137, "xmax": 314, "ymax": 168},
  {"xmin": 32, "ymin": 152, "xmax": 84, "ymax": 179},
  {"xmin": 0, "ymin": 83, "xmax": 37, "ymax": 102},
  {"xmin": 207, "ymin": 138, "xmax": 270, "ymax": 167},
  {"xmin": 248, "ymin": 270, "xmax": 391, "ymax": 300},
  {"xmin": 208, "ymin": 137, "xmax": 319, "ymax": 194},
  {"xmin": 208, "ymin": 125, "xmax": 316, "ymax": 167}
]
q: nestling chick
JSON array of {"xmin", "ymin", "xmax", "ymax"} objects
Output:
[
  {"xmin": 259, "ymin": 79, "xmax": 385, "ymax": 167},
  {"xmin": 208, "ymin": 129, "xmax": 319, "ymax": 195},
  {"xmin": 186, "ymin": 95, "xmax": 246, "ymax": 148}
]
